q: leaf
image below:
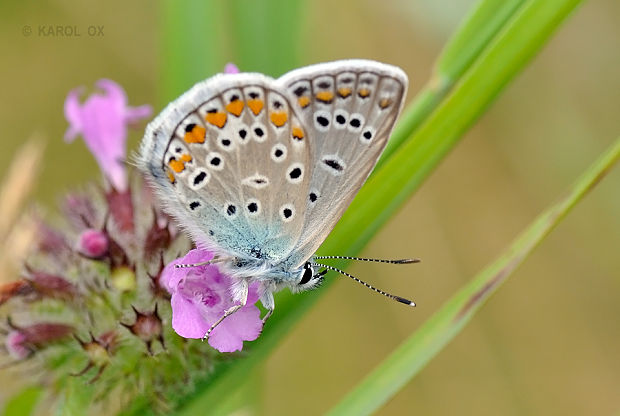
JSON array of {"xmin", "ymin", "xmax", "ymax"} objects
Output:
[
  {"xmin": 379, "ymin": 0, "xmax": 526, "ymax": 166},
  {"xmin": 2, "ymin": 386, "xmax": 43, "ymax": 416},
  {"xmin": 159, "ymin": 0, "xmax": 225, "ymax": 103},
  {"xmin": 328, "ymin": 137, "xmax": 620, "ymax": 416},
  {"xmin": 159, "ymin": 0, "xmax": 305, "ymax": 106},
  {"xmin": 226, "ymin": 0, "xmax": 305, "ymax": 76},
  {"xmin": 55, "ymin": 378, "xmax": 95, "ymax": 416}
]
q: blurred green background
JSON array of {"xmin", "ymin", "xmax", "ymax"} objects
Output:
[{"xmin": 1, "ymin": 0, "xmax": 619, "ymax": 414}]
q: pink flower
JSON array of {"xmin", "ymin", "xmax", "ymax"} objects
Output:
[
  {"xmin": 64, "ymin": 79, "xmax": 152, "ymax": 191},
  {"xmin": 160, "ymin": 249, "xmax": 263, "ymax": 353},
  {"xmin": 224, "ymin": 63, "xmax": 240, "ymax": 74}
]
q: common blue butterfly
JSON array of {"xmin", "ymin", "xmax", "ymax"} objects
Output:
[{"xmin": 138, "ymin": 60, "xmax": 416, "ymax": 339}]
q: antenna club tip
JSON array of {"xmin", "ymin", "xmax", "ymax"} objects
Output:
[
  {"xmin": 395, "ymin": 258, "xmax": 421, "ymax": 264},
  {"xmin": 395, "ymin": 296, "xmax": 416, "ymax": 307}
]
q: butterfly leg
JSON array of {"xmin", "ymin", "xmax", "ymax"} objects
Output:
[
  {"xmin": 259, "ymin": 290, "xmax": 275, "ymax": 324},
  {"xmin": 175, "ymin": 256, "xmax": 229, "ymax": 269},
  {"xmin": 262, "ymin": 308, "xmax": 274, "ymax": 324},
  {"xmin": 202, "ymin": 279, "xmax": 248, "ymax": 341}
]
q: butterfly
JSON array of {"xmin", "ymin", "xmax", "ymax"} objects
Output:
[{"xmin": 138, "ymin": 60, "xmax": 416, "ymax": 339}]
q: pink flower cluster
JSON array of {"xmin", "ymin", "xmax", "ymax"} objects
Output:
[{"xmin": 61, "ymin": 65, "xmax": 263, "ymax": 353}]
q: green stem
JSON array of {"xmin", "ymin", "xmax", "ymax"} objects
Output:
[
  {"xmin": 378, "ymin": 0, "xmax": 527, "ymax": 167},
  {"xmin": 328, "ymin": 137, "xmax": 620, "ymax": 416}
]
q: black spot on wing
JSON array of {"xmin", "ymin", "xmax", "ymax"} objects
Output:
[
  {"xmin": 193, "ymin": 171, "xmax": 207, "ymax": 185},
  {"xmin": 323, "ymin": 158, "xmax": 344, "ymax": 172}
]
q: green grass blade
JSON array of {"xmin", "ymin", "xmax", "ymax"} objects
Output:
[
  {"xmin": 159, "ymin": 0, "xmax": 304, "ymax": 104},
  {"xmin": 437, "ymin": 0, "xmax": 526, "ymax": 78},
  {"xmin": 226, "ymin": 0, "xmax": 304, "ymax": 76},
  {"xmin": 379, "ymin": 0, "xmax": 526, "ymax": 166},
  {"xmin": 171, "ymin": 0, "xmax": 585, "ymax": 413},
  {"xmin": 159, "ymin": 0, "xmax": 225, "ymax": 104},
  {"xmin": 328, "ymin": 137, "xmax": 620, "ymax": 416},
  {"xmin": 380, "ymin": 0, "xmax": 581, "ymax": 167},
  {"xmin": 2, "ymin": 386, "xmax": 43, "ymax": 416}
]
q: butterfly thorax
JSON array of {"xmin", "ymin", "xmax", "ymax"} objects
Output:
[
  {"xmin": 217, "ymin": 254, "xmax": 322, "ymax": 296},
  {"xmin": 220, "ymin": 256, "xmax": 298, "ymax": 283}
]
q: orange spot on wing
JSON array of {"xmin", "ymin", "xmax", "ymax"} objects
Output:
[
  {"xmin": 379, "ymin": 98, "xmax": 393, "ymax": 109},
  {"xmin": 184, "ymin": 125, "xmax": 206, "ymax": 143},
  {"xmin": 180, "ymin": 154, "xmax": 192, "ymax": 162},
  {"xmin": 292, "ymin": 126, "xmax": 304, "ymax": 141},
  {"xmin": 169, "ymin": 159, "xmax": 185, "ymax": 173},
  {"xmin": 337, "ymin": 87, "xmax": 352, "ymax": 98},
  {"xmin": 298, "ymin": 96, "xmax": 310, "ymax": 108},
  {"xmin": 205, "ymin": 112, "xmax": 227, "ymax": 128},
  {"xmin": 270, "ymin": 111, "xmax": 288, "ymax": 127},
  {"xmin": 315, "ymin": 91, "xmax": 334, "ymax": 103},
  {"xmin": 167, "ymin": 170, "xmax": 176, "ymax": 183},
  {"xmin": 247, "ymin": 99, "xmax": 264, "ymax": 115},
  {"xmin": 358, "ymin": 88, "xmax": 371, "ymax": 98},
  {"xmin": 226, "ymin": 99, "xmax": 244, "ymax": 117}
]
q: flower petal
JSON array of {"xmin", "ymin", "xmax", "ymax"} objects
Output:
[
  {"xmin": 63, "ymin": 87, "xmax": 84, "ymax": 143},
  {"xmin": 224, "ymin": 63, "xmax": 240, "ymax": 74},
  {"xmin": 125, "ymin": 104, "xmax": 152, "ymax": 124},
  {"xmin": 96, "ymin": 79, "xmax": 128, "ymax": 108},
  {"xmin": 63, "ymin": 79, "xmax": 151, "ymax": 192},
  {"xmin": 208, "ymin": 303, "xmax": 262, "ymax": 352},
  {"xmin": 170, "ymin": 292, "xmax": 210, "ymax": 339},
  {"xmin": 160, "ymin": 249, "xmax": 215, "ymax": 292}
]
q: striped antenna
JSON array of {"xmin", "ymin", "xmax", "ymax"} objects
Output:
[
  {"xmin": 311, "ymin": 263, "xmax": 416, "ymax": 307},
  {"xmin": 314, "ymin": 255, "xmax": 420, "ymax": 264}
]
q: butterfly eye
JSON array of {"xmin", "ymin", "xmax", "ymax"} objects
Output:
[{"xmin": 299, "ymin": 264, "xmax": 313, "ymax": 285}]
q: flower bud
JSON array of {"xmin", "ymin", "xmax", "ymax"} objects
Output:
[
  {"xmin": 144, "ymin": 216, "xmax": 171, "ymax": 261},
  {"xmin": 110, "ymin": 266, "xmax": 136, "ymax": 292},
  {"xmin": 63, "ymin": 193, "xmax": 97, "ymax": 229},
  {"xmin": 24, "ymin": 267, "xmax": 79, "ymax": 301},
  {"xmin": 34, "ymin": 218, "xmax": 70, "ymax": 257},
  {"xmin": 5, "ymin": 322, "xmax": 73, "ymax": 360},
  {"xmin": 121, "ymin": 305, "xmax": 164, "ymax": 354},
  {"xmin": 73, "ymin": 331, "xmax": 117, "ymax": 383},
  {"xmin": 0, "ymin": 280, "xmax": 33, "ymax": 305},
  {"xmin": 78, "ymin": 228, "xmax": 109, "ymax": 258},
  {"xmin": 5, "ymin": 330, "xmax": 29, "ymax": 360}
]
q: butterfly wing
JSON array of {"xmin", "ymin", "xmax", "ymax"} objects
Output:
[
  {"xmin": 275, "ymin": 60, "xmax": 408, "ymax": 268},
  {"xmin": 138, "ymin": 74, "xmax": 312, "ymax": 261}
]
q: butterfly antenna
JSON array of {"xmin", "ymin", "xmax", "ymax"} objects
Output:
[
  {"xmin": 314, "ymin": 255, "xmax": 420, "ymax": 264},
  {"xmin": 311, "ymin": 263, "xmax": 416, "ymax": 307}
]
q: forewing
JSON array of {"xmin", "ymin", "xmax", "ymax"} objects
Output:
[
  {"xmin": 276, "ymin": 60, "xmax": 408, "ymax": 268},
  {"xmin": 138, "ymin": 74, "xmax": 312, "ymax": 261}
]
